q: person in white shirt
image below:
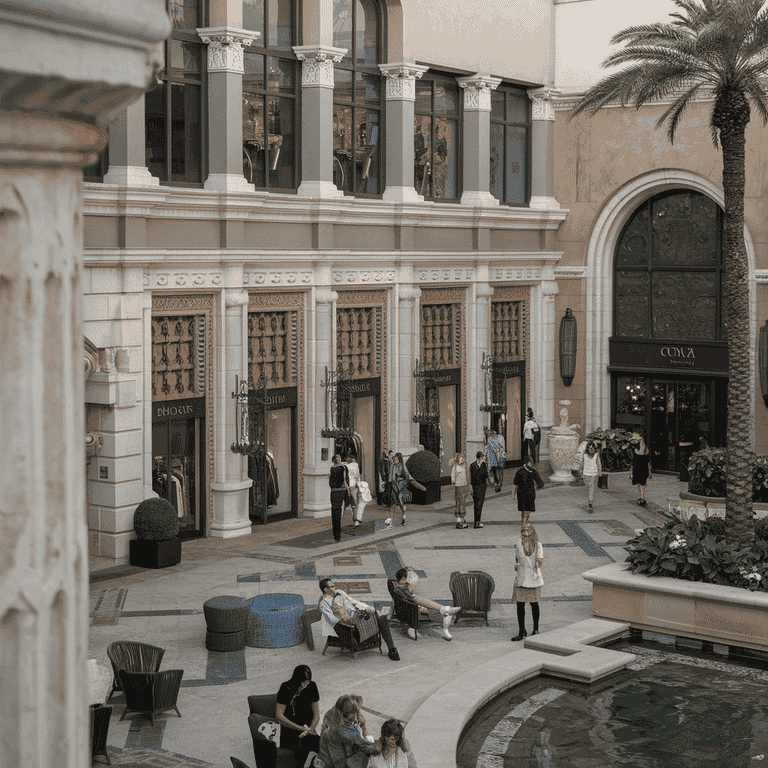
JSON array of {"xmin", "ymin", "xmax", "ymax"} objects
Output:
[
  {"xmin": 448, "ymin": 452, "xmax": 469, "ymax": 529},
  {"xmin": 511, "ymin": 523, "xmax": 544, "ymax": 641},
  {"xmin": 345, "ymin": 455, "xmax": 361, "ymax": 519},
  {"xmin": 581, "ymin": 441, "xmax": 603, "ymax": 512},
  {"xmin": 522, "ymin": 408, "xmax": 540, "ymax": 464}
]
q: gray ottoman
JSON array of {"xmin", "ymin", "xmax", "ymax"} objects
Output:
[
  {"xmin": 246, "ymin": 593, "xmax": 306, "ymax": 648},
  {"xmin": 204, "ymin": 595, "xmax": 248, "ymax": 652}
]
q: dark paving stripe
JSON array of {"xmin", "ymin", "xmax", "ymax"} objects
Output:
[
  {"xmin": 124, "ymin": 718, "xmax": 167, "ymax": 750},
  {"xmin": 557, "ymin": 520, "xmax": 611, "ymax": 558},
  {"xmin": 205, "ymin": 648, "xmax": 247, "ymax": 686},
  {"xmin": 237, "ymin": 573, "xmax": 261, "ymax": 582},
  {"xmin": 279, "ymin": 520, "xmax": 381, "ymax": 549},
  {"xmin": 107, "ymin": 746, "xmax": 212, "ymax": 767},
  {"xmin": 378, "ymin": 549, "xmax": 404, "ymax": 577},
  {"xmin": 121, "ymin": 609, "xmax": 202, "ymax": 617},
  {"xmin": 90, "ymin": 565, "xmax": 145, "ymax": 584},
  {"xmin": 295, "ymin": 561, "xmax": 317, "ymax": 579}
]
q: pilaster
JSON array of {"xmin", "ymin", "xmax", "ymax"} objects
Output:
[
  {"xmin": 527, "ymin": 86, "xmax": 561, "ymax": 210},
  {"xmin": 198, "ymin": 25, "xmax": 260, "ymax": 192},
  {"xmin": 379, "ymin": 62, "xmax": 429, "ymax": 203},
  {"xmin": 103, "ymin": 97, "xmax": 159, "ymax": 186},
  {"xmin": 458, "ymin": 74, "xmax": 502, "ymax": 208},
  {"xmin": 468, "ymin": 278, "xmax": 494, "ymax": 458},
  {"xmin": 538, "ymin": 276, "xmax": 559, "ymax": 447},
  {"xmin": 395, "ymin": 277, "xmax": 422, "ymax": 454},
  {"xmin": 293, "ymin": 45, "xmax": 347, "ymax": 198}
]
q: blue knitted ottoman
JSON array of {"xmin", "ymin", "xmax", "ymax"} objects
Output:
[{"xmin": 246, "ymin": 593, "xmax": 306, "ymax": 648}]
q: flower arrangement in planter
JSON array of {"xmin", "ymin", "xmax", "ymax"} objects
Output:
[
  {"xmin": 405, "ymin": 449, "xmax": 442, "ymax": 505},
  {"xmin": 129, "ymin": 497, "xmax": 181, "ymax": 569},
  {"xmin": 686, "ymin": 449, "xmax": 768, "ymax": 501},
  {"xmin": 624, "ymin": 516, "xmax": 768, "ymax": 592},
  {"xmin": 585, "ymin": 427, "xmax": 640, "ymax": 473}
]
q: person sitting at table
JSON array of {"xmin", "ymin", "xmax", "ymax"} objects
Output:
[
  {"xmin": 275, "ymin": 664, "xmax": 320, "ymax": 767},
  {"xmin": 392, "ymin": 567, "xmax": 459, "ymax": 641}
]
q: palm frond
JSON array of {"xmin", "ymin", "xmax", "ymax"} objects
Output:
[
  {"xmin": 654, "ymin": 83, "xmax": 705, "ymax": 143},
  {"xmin": 611, "ymin": 22, "xmax": 695, "ymax": 47},
  {"xmin": 743, "ymin": 76, "xmax": 768, "ymax": 126}
]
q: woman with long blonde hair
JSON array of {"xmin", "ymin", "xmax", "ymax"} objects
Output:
[
  {"xmin": 315, "ymin": 694, "xmax": 379, "ymax": 767},
  {"xmin": 511, "ymin": 523, "xmax": 544, "ymax": 642}
]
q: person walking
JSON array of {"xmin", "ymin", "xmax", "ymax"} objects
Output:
[
  {"xmin": 345, "ymin": 454, "xmax": 361, "ymax": 520},
  {"xmin": 328, "ymin": 454, "xmax": 350, "ymax": 542},
  {"xmin": 631, "ymin": 437, "xmax": 651, "ymax": 506},
  {"xmin": 485, "ymin": 428, "xmax": 507, "ymax": 492},
  {"xmin": 469, "ymin": 451, "xmax": 489, "ymax": 529},
  {"xmin": 581, "ymin": 441, "xmax": 602, "ymax": 512},
  {"xmin": 512, "ymin": 458, "xmax": 545, "ymax": 526},
  {"xmin": 387, "ymin": 452, "xmax": 424, "ymax": 527},
  {"xmin": 511, "ymin": 523, "xmax": 544, "ymax": 641},
  {"xmin": 449, "ymin": 452, "xmax": 469, "ymax": 529},
  {"xmin": 522, "ymin": 408, "xmax": 540, "ymax": 464}
]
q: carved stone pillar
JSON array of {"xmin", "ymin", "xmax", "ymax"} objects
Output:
[
  {"xmin": 468, "ymin": 278, "xmax": 494, "ymax": 458},
  {"xmin": 458, "ymin": 74, "xmax": 501, "ymax": 207},
  {"xmin": 293, "ymin": 45, "xmax": 347, "ymax": 199},
  {"xmin": 378, "ymin": 62, "xmax": 429, "ymax": 203},
  {"xmin": 0, "ymin": 2, "xmax": 169, "ymax": 766},
  {"xmin": 210, "ymin": 284, "xmax": 252, "ymax": 538},
  {"xmin": 395, "ymin": 279, "xmax": 421, "ymax": 455},
  {"xmin": 198, "ymin": 26, "xmax": 260, "ymax": 192},
  {"xmin": 527, "ymin": 86, "xmax": 561, "ymax": 210},
  {"xmin": 535, "ymin": 277, "xmax": 559, "ymax": 460}
]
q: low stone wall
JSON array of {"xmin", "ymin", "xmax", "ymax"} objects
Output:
[{"xmin": 583, "ymin": 562, "xmax": 768, "ymax": 653}]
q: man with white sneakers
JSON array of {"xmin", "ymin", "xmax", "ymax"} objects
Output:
[{"xmin": 391, "ymin": 568, "xmax": 460, "ymax": 640}]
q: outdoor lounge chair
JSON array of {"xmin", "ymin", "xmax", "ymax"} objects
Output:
[
  {"xmin": 247, "ymin": 694, "xmax": 299, "ymax": 768},
  {"xmin": 449, "ymin": 570, "xmax": 495, "ymax": 625},
  {"xmin": 118, "ymin": 668, "xmax": 184, "ymax": 725},
  {"xmin": 106, "ymin": 640, "xmax": 165, "ymax": 698},
  {"xmin": 318, "ymin": 599, "xmax": 383, "ymax": 660}
]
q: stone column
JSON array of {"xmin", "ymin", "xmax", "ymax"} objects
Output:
[
  {"xmin": 458, "ymin": 74, "xmax": 501, "ymax": 208},
  {"xmin": 535, "ymin": 276, "xmax": 559, "ymax": 462},
  {"xmin": 103, "ymin": 98, "xmax": 159, "ymax": 186},
  {"xmin": 378, "ymin": 62, "xmax": 429, "ymax": 203},
  {"xmin": 198, "ymin": 26, "xmax": 260, "ymax": 193},
  {"xmin": 293, "ymin": 45, "xmax": 347, "ymax": 199},
  {"xmin": 303, "ymin": 279, "xmax": 338, "ymax": 516},
  {"xmin": 0, "ymin": 2, "xmax": 169, "ymax": 766},
  {"xmin": 394, "ymin": 273, "xmax": 421, "ymax": 456},
  {"xmin": 527, "ymin": 86, "xmax": 561, "ymax": 210},
  {"xmin": 210, "ymin": 281, "xmax": 253, "ymax": 538},
  {"xmin": 468, "ymin": 277, "xmax": 494, "ymax": 458}
]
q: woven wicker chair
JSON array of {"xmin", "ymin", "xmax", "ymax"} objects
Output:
[
  {"xmin": 386, "ymin": 579, "xmax": 434, "ymax": 639},
  {"xmin": 320, "ymin": 604, "xmax": 383, "ymax": 661},
  {"xmin": 106, "ymin": 641, "xmax": 165, "ymax": 697},
  {"xmin": 118, "ymin": 668, "xmax": 184, "ymax": 725},
  {"xmin": 247, "ymin": 694, "xmax": 299, "ymax": 768},
  {"xmin": 449, "ymin": 570, "xmax": 495, "ymax": 625},
  {"xmin": 301, "ymin": 608, "xmax": 321, "ymax": 651}
]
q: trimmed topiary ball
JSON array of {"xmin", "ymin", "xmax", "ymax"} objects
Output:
[
  {"xmin": 406, "ymin": 450, "xmax": 441, "ymax": 484},
  {"xmin": 133, "ymin": 497, "xmax": 180, "ymax": 541}
]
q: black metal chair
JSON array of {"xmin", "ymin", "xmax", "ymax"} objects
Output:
[
  {"xmin": 90, "ymin": 703, "xmax": 113, "ymax": 765},
  {"xmin": 449, "ymin": 570, "xmax": 495, "ymax": 625},
  {"xmin": 106, "ymin": 641, "xmax": 165, "ymax": 698},
  {"xmin": 118, "ymin": 668, "xmax": 184, "ymax": 726},
  {"xmin": 301, "ymin": 608, "xmax": 321, "ymax": 651}
]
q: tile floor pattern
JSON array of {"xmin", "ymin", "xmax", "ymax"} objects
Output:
[{"xmin": 89, "ymin": 469, "xmax": 681, "ymax": 768}]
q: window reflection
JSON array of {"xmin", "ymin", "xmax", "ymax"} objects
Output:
[{"xmin": 490, "ymin": 86, "xmax": 530, "ymax": 205}]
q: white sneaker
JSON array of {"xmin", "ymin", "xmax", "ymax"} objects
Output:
[
  {"xmin": 384, "ymin": 517, "xmax": 393, "ymax": 526},
  {"xmin": 442, "ymin": 615, "xmax": 453, "ymax": 640},
  {"xmin": 304, "ymin": 752, "xmax": 317, "ymax": 768},
  {"xmin": 407, "ymin": 627, "xmax": 419, "ymax": 640},
  {"xmin": 440, "ymin": 604, "xmax": 461, "ymax": 617},
  {"xmin": 354, "ymin": 520, "xmax": 361, "ymax": 527}
]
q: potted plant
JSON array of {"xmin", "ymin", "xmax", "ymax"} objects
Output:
[
  {"xmin": 585, "ymin": 427, "xmax": 640, "ymax": 482},
  {"xmin": 405, "ymin": 450, "xmax": 442, "ymax": 505},
  {"xmin": 687, "ymin": 448, "xmax": 727, "ymax": 499},
  {"xmin": 129, "ymin": 497, "xmax": 181, "ymax": 568}
]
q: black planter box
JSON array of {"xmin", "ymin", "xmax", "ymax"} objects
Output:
[
  {"xmin": 129, "ymin": 537, "xmax": 181, "ymax": 569},
  {"xmin": 410, "ymin": 480, "xmax": 441, "ymax": 506}
]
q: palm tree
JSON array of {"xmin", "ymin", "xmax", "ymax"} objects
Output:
[{"xmin": 570, "ymin": 0, "xmax": 768, "ymax": 543}]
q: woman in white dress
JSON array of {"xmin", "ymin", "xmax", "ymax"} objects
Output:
[
  {"xmin": 368, "ymin": 719, "xmax": 417, "ymax": 768},
  {"xmin": 511, "ymin": 524, "xmax": 544, "ymax": 642}
]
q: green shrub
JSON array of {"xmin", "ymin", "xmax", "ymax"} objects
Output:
[
  {"xmin": 133, "ymin": 497, "xmax": 180, "ymax": 541},
  {"xmin": 405, "ymin": 450, "xmax": 441, "ymax": 483},
  {"xmin": 754, "ymin": 516, "xmax": 768, "ymax": 541},
  {"xmin": 754, "ymin": 456, "xmax": 768, "ymax": 502},
  {"xmin": 687, "ymin": 448, "xmax": 726, "ymax": 497},
  {"xmin": 624, "ymin": 517, "xmax": 767, "ymax": 592},
  {"xmin": 585, "ymin": 427, "xmax": 640, "ymax": 472}
]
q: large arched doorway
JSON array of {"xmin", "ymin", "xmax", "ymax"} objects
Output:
[{"xmin": 610, "ymin": 189, "xmax": 728, "ymax": 473}]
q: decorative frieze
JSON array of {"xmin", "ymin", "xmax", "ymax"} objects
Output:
[
  {"xmin": 458, "ymin": 74, "xmax": 502, "ymax": 112},
  {"xmin": 331, "ymin": 269, "xmax": 397, "ymax": 284},
  {"xmin": 379, "ymin": 62, "xmax": 429, "ymax": 101},
  {"xmin": 244, "ymin": 271, "xmax": 314, "ymax": 286},
  {"xmin": 293, "ymin": 45, "xmax": 347, "ymax": 87},
  {"xmin": 418, "ymin": 268, "xmax": 475, "ymax": 283},
  {"xmin": 491, "ymin": 267, "xmax": 542, "ymax": 282},
  {"xmin": 197, "ymin": 26, "xmax": 260, "ymax": 74},
  {"xmin": 144, "ymin": 269, "xmax": 223, "ymax": 289}
]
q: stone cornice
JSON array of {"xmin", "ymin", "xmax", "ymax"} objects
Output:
[{"xmin": 553, "ymin": 84, "xmax": 717, "ymax": 112}]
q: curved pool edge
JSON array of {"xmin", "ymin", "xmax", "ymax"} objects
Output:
[{"xmin": 408, "ymin": 618, "xmax": 634, "ymax": 768}]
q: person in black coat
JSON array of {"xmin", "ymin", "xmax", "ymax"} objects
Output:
[
  {"xmin": 328, "ymin": 454, "xmax": 349, "ymax": 542},
  {"xmin": 469, "ymin": 451, "xmax": 490, "ymax": 529},
  {"xmin": 513, "ymin": 458, "xmax": 545, "ymax": 526}
]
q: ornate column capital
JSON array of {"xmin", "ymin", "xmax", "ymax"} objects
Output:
[
  {"xmin": 542, "ymin": 280, "xmax": 559, "ymax": 298},
  {"xmin": 399, "ymin": 285, "xmax": 422, "ymax": 301},
  {"xmin": 197, "ymin": 26, "xmax": 260, "ymax": 74},
  {"xmin": 293, "ymin": 45, "xmax": 347, "ymax": 87},
  {"xmin": 316, "ymin": 287, "xmax": 339, "ymax": 304},
  {"xmin": 527, "ymin": 86, "xmax": 561, "ymax": 121},
  {"xmin": 475, "ymin": 283, "xmax": 494, "ymax": 298},
  {"xmin": 378, "ymin": 62, "xmax": 430, "ymax": 101},
  {"xmin": 224, "ymin": 289, "xmax": 249, "ymax": 307},
  {"xmin": 457, "ymin": 74, "xmax": 502, "ymax": 111}
]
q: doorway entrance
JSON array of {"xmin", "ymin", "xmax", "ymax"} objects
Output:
[{"xmin": 488, "ymin": 360, "xmax": 525, "ymax": 466}]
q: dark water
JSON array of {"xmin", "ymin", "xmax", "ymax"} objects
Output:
[{"xmin": 458, "ymin": 644, "xmax": 768, "ymax": 767}]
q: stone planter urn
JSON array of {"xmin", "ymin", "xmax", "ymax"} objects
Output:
[{"xmin": 548, "ymin": 404, "xmax": 581, "ymax": 483}]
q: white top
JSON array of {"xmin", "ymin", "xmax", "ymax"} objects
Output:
[
  {"xmin": 346, "ymin": 461, "xmax": 361, "ymax": 488},
  {"xmin": 583, "ymin": 453, "xmax": 599, "ymax": 477},
  {"xmin": 358, "ymin": 480, "xmax": 372, "ymax": 503},
  {"xmin": 368, "ymin": 739, "xmax": 417, "ymax": 768},
  {"xmin": 514, "ymin": 540, "xmax": 544, "ymax": 588},
  {"xmin": 523, "ymin": 418, "xmax": 538, "ymax": 440},
  {"xmin": 318, "ymin": 590, "xmax": 373, "ymax": 637},
  {"xmin": 450, "ymin": 463, "xmax": 467, "ymax": 486}
]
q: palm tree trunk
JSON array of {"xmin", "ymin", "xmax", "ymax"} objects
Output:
[{"xmin": 717, "ymin": 92, "xmax": 754, "ymax": 543}]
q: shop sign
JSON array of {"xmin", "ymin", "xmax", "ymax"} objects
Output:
[
  {"xmin": 609, "ymin": 339, "xmax": 728, "ymax": 373},
  {"xmin": 152, "ymin": 397, "xmax": 206, "ymax": 422},
  {"xmin": 253, "ymin": 386, "xmax": 297, "ymax": 409},
  {"xmin": 425, "ymin": 368, "xmax": 461, "ymax": 387},
  {"xmin": 494, "ymin": 360, "xmax": 525, "ymax": 377},
  {"xmin": 339, "ymin": 377, "xmax": 381, "ymax": 397}
]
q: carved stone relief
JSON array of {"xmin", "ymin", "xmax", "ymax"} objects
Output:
[
  {"xmin": 243, "ymin": 271, "xmax": 313, "ymax": 287},
  {"xmin": 144, "ymin": 270, "xmax": 223, "ymax": 289},
  {"xmin": 491, "ymin": 267, "xmax": 542, "ymax": 282}
]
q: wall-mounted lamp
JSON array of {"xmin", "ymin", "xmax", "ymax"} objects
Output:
[
  {"xmin": 759, "ymin": 319, "xmax": 768, "ymax": 407},
  {"xmin": 559, "ymin": 308, "xmax": 577, "ymax": 386}
]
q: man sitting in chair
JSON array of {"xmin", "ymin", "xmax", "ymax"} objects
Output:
[
  {"xmin": 318, "ymin": 578, "xmax": 401, "ymax": 661},
  {"xmin": 392, "ymin": 568, "xmax": 460, "ymax": 641}
]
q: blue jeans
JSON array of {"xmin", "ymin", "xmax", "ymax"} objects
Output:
[{"xmin": 585, "ymin": 474, "xmax": 597, "ymax": 502}]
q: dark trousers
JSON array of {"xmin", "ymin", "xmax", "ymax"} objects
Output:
[
  {"xmin": 471, "ymin": 483, "xmax": 487, "ymax": 523},
  {"xmin": 523, "ymin": 439, "xmax": 537, "ymax": 463},
  {"xmin": 330, "ymin": 489, "xmax": 346, "ymax": 541},
  {"xmin": 490, "ymin": 465, "xmax": 503, "ymax": 490}
]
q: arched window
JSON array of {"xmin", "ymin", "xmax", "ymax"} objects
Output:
[
  {"xmin": 332, "ymin": 0, "xmax": 384, "ymax": 196},
  {"xmin": 614, "ymin": 190, "xmax": 726, "ymax": 342},
  {"xmin": 145, "ymin": 0, "xmax": 206, "ymax": 184},
  {"xmin": 242, "ymin": 0, "xmax": 300, "ymax": 190}
]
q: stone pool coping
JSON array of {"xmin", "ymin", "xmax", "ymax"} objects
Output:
[{"xmin": 408, "ymin": 618, "xmax": 635, "ymax": 768}]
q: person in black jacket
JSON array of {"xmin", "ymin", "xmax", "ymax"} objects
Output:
[
  {"xmin": 469, "ymin": 451, "xmax": 490, "ymax": 529},
  {"xmin": 328, "ymin": 454, "xmax": 349, "ymax": 542},
  {"xmin": 512, "ymin": 458, "xmax": 545, "ymax": 526}
]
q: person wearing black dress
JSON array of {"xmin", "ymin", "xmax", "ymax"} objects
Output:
[
  {"xmin": 329, "ymin": 455, "xmax": 349, "ymax": 542},
  {"xmin": 275, "ymin": 664, "xmax": 321, "ymax": 767},
  {"xmin": 512, "ymin": 458, "xmax": 545, "ymax": 526},
  {"xmin": 631, "ymin": 437, "xmax": 651, "ymax": 505}
]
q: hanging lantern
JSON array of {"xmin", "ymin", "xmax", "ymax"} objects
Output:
[
  {"xmin": 559, "ymin": 308, "xmax": 577, "ymax": 386},
  {"xmin": 760, "ymin": 319, "xmax": 768, "ymax": 407}
]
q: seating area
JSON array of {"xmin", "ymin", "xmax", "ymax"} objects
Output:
[
  {"xmin": 386, "ymin": 579, "xmax": 435, "ymax": 640},
  {"xmin": 449, "ymin": 570, "xmax": 496, "ymax": 626},
  {"xmin": 247, "ymin": 694, "xmax": 300, "ymax": 768}
]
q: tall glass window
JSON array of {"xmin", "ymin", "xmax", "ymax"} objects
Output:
[
  {"xmin": 490, "ymin": 86, "xmax": 530, "ymax": 206},
  {"xmin": 243, "ymin": 0, "xmax": 299, "ymax": 190},
  {"xmin": 414, "ymin": 73, "xmax": 460, "ymax": 201},
  {"xmin": 332, "ymin": 0, "xmax": 383, "ymax": 196},
  {"xmin": 145, "ymin": 0, "xmax": 205, "ymax": 185}
]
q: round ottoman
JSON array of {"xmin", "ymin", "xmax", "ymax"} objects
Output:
[
  {"xmin": 246, "ymin": 593, "xmax": 306, "ymax": 648},
  {"xmin": 203, "ymin": 595, "xmax": 248, "ymax": 652}
]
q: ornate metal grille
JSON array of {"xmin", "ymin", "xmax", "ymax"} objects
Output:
[
  {"xmin": 151, "ymin": 315, "xmax": 205, "ymax": 401},
  {"xmin": 337, "ymin": 306, "xmax": 381, "ymax": 377},
  {"xmin": 248, "ymin": 310, "xmax": 298, "ymax": 386},
  {"xmin": 420, "ymin": 303, "xmax": 461, "ymax": 369},
  {"xmin": 491, "ymin": 301, "xmax": 522, "ymax": 361}
]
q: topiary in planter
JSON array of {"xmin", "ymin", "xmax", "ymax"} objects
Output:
[
  {"xmin": 133, "ymin": 497, "xmax": 180, "ymax": 541},
  {"xmin": 405, "ymin": 450, "xmax": 441, "ymax": 484}
]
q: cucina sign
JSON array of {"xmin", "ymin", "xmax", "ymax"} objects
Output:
[{"xmin": 661, "ymin": 347, "xmax": 695, "ymax": 359}]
